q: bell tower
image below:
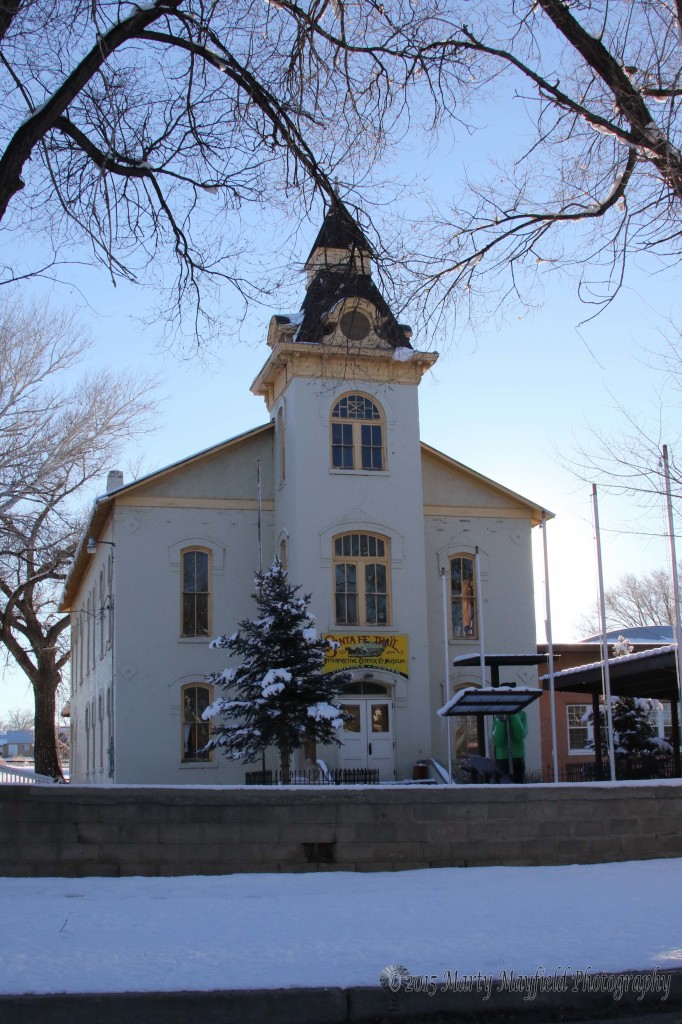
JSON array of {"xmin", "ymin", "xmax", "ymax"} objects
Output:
[{"xmin": 251, "ymin": 203, "xmax": 438, "ymax": 778}]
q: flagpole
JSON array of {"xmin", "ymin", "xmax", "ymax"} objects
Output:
[
  {"xmin": 257, "ymin": 460, "xmax": 263, "ymax": 573},
  {"xmin": 661, "ymin": 446, "xmax": 682, "ymax": 712},
  {"xmin": 592, "ymin": 484, "xmax": 616, "ymax": 781},
  {"xmin": 474, "ymin": 546, "xmax": 489, "ymax": 759},
  {"xmin": 541, "ymin": 513, "xmax": 559, "ymax": 783},
  {"xmin": 441, "ymin": 567, "xmax": 453, "ymax": 784}
]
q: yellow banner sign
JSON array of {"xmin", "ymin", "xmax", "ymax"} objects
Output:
[{"xmin": 323, "ymin": 634, "xmax": 409, "ymax": 678}]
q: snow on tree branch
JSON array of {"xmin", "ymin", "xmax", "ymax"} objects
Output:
[{"xmin": 203, "ymin": 560, "xmax": 350, "ymax": 782}]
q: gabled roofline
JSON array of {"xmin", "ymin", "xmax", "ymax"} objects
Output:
[
  {"xmin": 101, "ymin": 421, "xmax": 273, "ymax": 502},
  {"xmin": 60, "ymin": 422, "xmax": 273, "ymax": 611},
  {"xmin": 420, "ymin": 441, "xmax": 553, "ymax": 527}
]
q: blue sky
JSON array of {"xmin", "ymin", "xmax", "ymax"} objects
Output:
[
  {"xmin": 2, "ymin": 77, "xmax": 681, "ymax": 718},
  {"xmin": 1, "ymin": 243, "xmax": 677, "ymax": 719}
]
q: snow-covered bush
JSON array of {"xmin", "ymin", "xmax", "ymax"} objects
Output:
[
  {"xmin": 202, "ymin": 561, "xmax": 350, "ymax": 782},
  {"xmin": 611, "ymin": 636, "xmax": 634, "ymax": 658}
]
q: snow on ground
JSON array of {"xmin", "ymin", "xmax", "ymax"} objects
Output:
[{"xmin": 1, "ymin": 860, "xmax": 681, "ymax": 995}]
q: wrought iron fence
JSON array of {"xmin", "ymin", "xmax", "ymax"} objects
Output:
[
  {"xmin": 245, "ymin": 768, "xmax": 380, "ymax": 786},
  {"xmin": 543, "ymin": 758, "xmax": 678, "ymax": 783}
]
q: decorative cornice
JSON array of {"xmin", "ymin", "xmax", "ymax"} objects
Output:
[{"xmin": 251, "ymin": 341, "xmax": 439, "ymax": 411}]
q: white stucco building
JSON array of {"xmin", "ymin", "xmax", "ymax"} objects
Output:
[{"xmin": 62, "ymin": 206, "xmax": 550, "ymax": 784}]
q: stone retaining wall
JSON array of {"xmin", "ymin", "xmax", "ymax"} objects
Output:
[{"xmin": 0, "ymin": 782, "xmax": 680, "ymax": 877}]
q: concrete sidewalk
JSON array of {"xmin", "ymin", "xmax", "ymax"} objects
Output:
[{"xmin": 1, "ymin": 971, "xmax": 680, "ymax": 1024}]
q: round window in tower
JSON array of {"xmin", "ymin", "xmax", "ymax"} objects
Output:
[{"xmin": 339, "ymin": 310, "xmax": 371, "ymax": 341}]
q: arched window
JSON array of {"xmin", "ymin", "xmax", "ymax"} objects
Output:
[
  {"xmin": 92, "ymin": 699, "xmax": 97, "ymax": 771},
  {"xmin": 106, "ymin": 551, "xmax": 114, "ymax": 649},
  {"xmin": 86, "ymin": 594, "xmax": 91, "ymax": 674},
  {"xmin": 181, "ymin": 548, "xmax": 211, "ymax": 637},
  {"xmin": 90, "ymin": 586, "xmax": 96, "ymax": 667},
  {"xmin": 333, "ymin": 532, "xmax": 390, "ymax": 626},
  {"xmin": 450, "ymin": 555, "xmax": 476, "ymax": 638},
  {"xmin": 106, "ymin": 687, "xmax": 112, "ymax": 773},
  {"xmin": 99, "ymin": 568, "xmax": 105, "ymax": 658},
  {"xmin": 182, "ymin": 683, "xmax": 213, "ymax": 762},
  {"xmin": 79, "ymin": 612, "xmax": 84, "ymax": 684},
  {"xmin": 71, "ymin": 620, "xmax": 79, "ymax": 691},
  {"xmin": 98, "ymin": 694, "xmax": 104, "ymax": 768},
  {"xmin": 330, "ymin": 393, "xmax": 385, "ymax": 471}
]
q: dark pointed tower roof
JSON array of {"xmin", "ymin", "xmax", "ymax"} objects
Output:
[
  {"xmin": 289, "ymin": 202, "xmax": 413, "ymax": 350},
  {"xmin": 306, "ymin": 201, "xmax": 372, "ymax": 262}
]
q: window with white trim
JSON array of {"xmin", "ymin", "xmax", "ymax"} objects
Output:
[
  {"xmin": 333, "ymin": 532, "xmax": 390, "ymax": 626},
  {"xmin": 99, "ymin": 569, "xmax": 105, "ymax": 659},
  {"xmin": 450, "ymin": 555, "xmax": 477, "ymax": 639},
  {"xmin": 92, "ymin": 699, "xmax": 96, "ymax": 771},
  {"xmin": 107, "ymin": 551, "xmax": 114, "ymax": 649},
  {"xmin": 98, "ymin": 694, "xmax": 104, "ymax": 769},
  {"xmin": 181, "ymin": 548, "xmax": 211, "ymax": 637},
  {"xmin": 567, "ymin": 704, "xmax": 593, "ymax": 754},
  {"xmin": 71, "ymin": 620, "xmax": 79, "ymax": 691},
  {"xmin": 647, "ymin": 700, "xmax": 675, "ymax": 743},
  {"xmin": 277, "ymin": 406, "xmax": 286, "ymax": 483},
  {"xmin": 106, "ymin": 687, "xmax": 112, "ymax": 772},
  {"xmin": 86, "ymin": 595, "xmax": 91, "ymax": 674},
  {"xmin": 331, "ymin": 394, "xmax": 385, "ymax": 471},
  {"xmin": 90, "ymin": 587, "xmax": 96, "ymax": 667}
]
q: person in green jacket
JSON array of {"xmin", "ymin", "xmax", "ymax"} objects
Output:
[{"xmin": 492, "ymin": 710, "xmax": 528, "ymax": 783}]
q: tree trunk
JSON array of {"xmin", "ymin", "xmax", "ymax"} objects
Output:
[
  {"xmin": 32, "ymin": 663, "xmax": 64, "ymax": 781},
  {"xmin": 280, "ymin": 738, "xmax": 291, "ymax": 786}
]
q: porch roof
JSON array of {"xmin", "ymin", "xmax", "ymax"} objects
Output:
[{"xmin": 540, "ymin": 645, "xmax": 679, "ymax": 702}]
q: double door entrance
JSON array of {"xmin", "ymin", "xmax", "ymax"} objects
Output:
[{"xmin": 338, "ymin": 698, "xmax": 394, "ymax": 779}]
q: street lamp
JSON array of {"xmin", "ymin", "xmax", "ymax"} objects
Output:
[{"xmin": 86, "ymin": 538, "xmax": 115, "ymax": 555}]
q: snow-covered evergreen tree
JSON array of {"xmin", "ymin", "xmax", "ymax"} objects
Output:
[
  {"xmin": 588, "ymin": 696, "xmax": 673, "ymax": 778},
  {"xmin": 203, "ymin": 561, "xmax": 350, "ymax": 782}
]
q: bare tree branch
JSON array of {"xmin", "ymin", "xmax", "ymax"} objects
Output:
[
  {"xmin": 0, "ymin": 0, "xmax": 461, "ymax": 349},
  {"xmin": 0, "ymin": 295, "xmax": 159, "ymax": 777}
]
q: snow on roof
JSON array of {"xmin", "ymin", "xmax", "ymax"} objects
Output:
[
  {"xmin": 274, "ymin": 312, "xmax": 304, "ymax": 326},
  {"xmin": 541, "ymin": 644, "xmax": 677, "ymax": 681},
  {"xmin": 438, "ymin": 685, "xmax": 542, "ymax": 717}
]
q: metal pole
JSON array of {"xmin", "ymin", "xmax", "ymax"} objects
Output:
[
  {"xmin": 591, "ymin": 484, "xmax": 616, "ymax": 781},
  {"xmin": 541, "ymin": 514, "xmax": 559, "ymax": 783},
  {"xmin": 257, "ymin": 458, "xmax": 265, "ymax": 773},
  {"xmin": 662, "ymin": 446, "xmax": 682, "ymax": 710},
  {"xmin": 441, "ymin": 567, "xmax": 453, "ymax": 784},
  {"xmin": 505, "ymin": 716, "xmax": 513, "ymax": 779},
  {"xmin": 257, "ymin": 460, "xmax": 263, "ymax": 573},
  {"xmin": 474, "ymin": 547, "xmax": 489, "ymax": 758}
]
